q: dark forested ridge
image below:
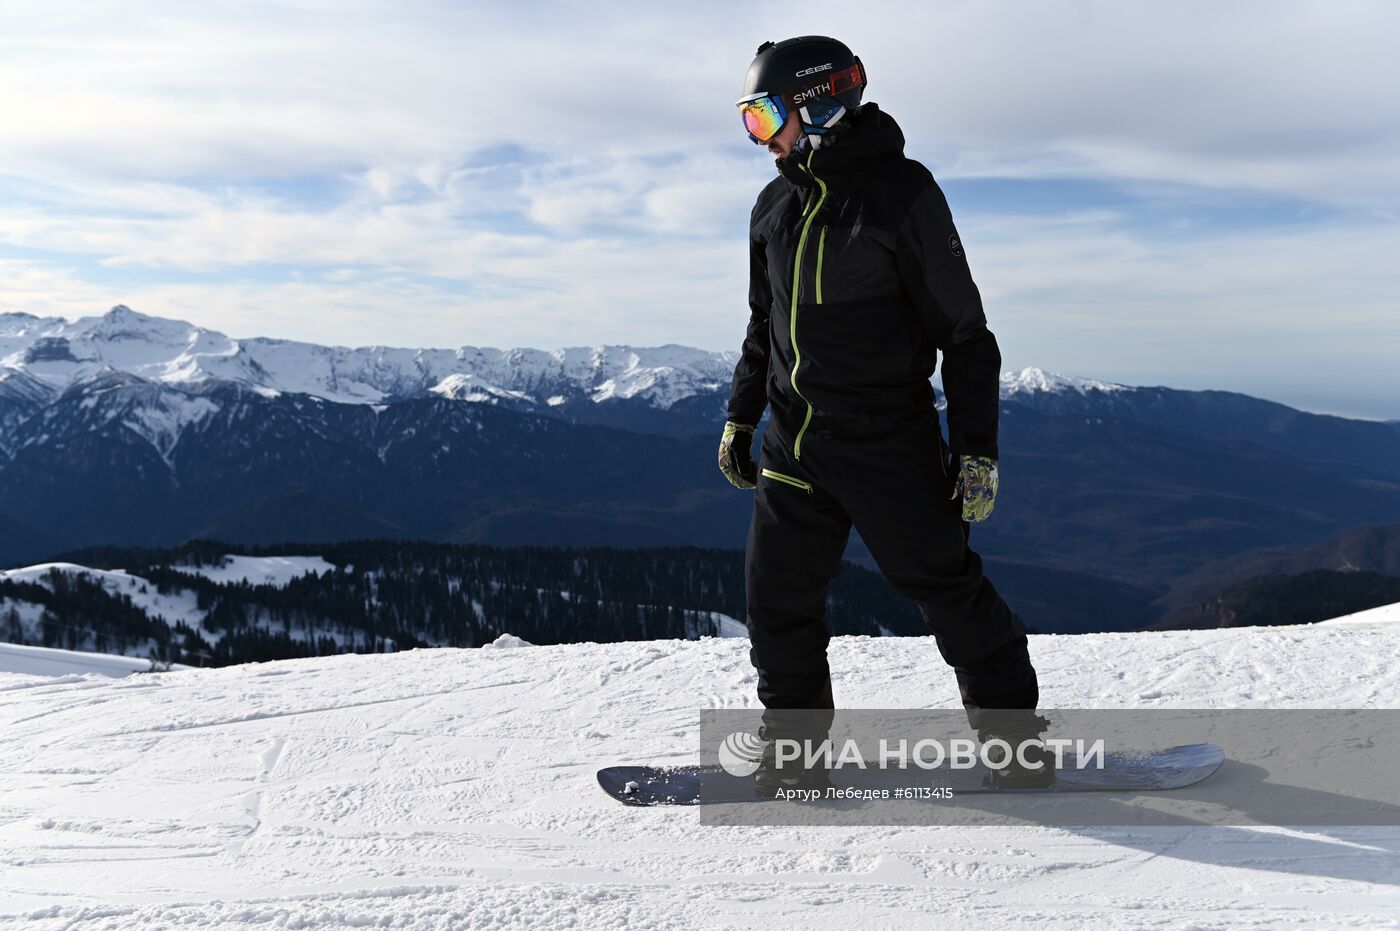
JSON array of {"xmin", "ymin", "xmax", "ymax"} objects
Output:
[
  {"xmin": 1151, "ymin": 569, "xmax": 1400, "ymax": 630},
  {"xmin": 0, "ymin": 539, "xmax": 932, "ymax": 667}
]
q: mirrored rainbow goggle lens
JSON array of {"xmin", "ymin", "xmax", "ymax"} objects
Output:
[{"xmin": 739, "ymin": 96, "xmax": 786, "ymax": 143}]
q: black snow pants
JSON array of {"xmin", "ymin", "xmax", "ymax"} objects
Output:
[{"xmin": 745, "ymin": 401, "xmax": 1038, "ymax": 739}]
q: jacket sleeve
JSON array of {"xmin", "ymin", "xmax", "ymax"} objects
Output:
[
  {"xmin": 726, "ymin": 213, "xmax": 772, "ymax": 427},
  {"xmin": 894, "ymin": 180, "xmax": 1002, "ymax": 461}
]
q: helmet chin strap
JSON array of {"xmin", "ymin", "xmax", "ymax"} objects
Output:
[{"xmin": 798, "ymin": 103, "xmax": 847, "ymax": 150}]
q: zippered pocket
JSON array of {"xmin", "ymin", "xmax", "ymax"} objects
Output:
[{"xmin": 760, "ymin": 467, "xmax": 814, "ymax": 494}]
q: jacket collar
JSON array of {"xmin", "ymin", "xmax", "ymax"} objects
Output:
[{"xmin": 774, "ymin": 102, "xmax": 906, "ymax": 189}]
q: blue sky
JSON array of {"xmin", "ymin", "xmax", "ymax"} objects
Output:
[{"xmin": 1, "ymin": 0, "xmax": 1397, "ymax": 418}]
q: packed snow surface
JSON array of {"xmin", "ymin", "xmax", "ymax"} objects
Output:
[{"xmin": 1, "ymin": 625, "xmax": 1397, "ymax": 929}]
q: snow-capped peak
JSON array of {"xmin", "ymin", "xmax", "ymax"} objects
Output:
[
  {"xmin": 0, "ymin": 366, "xmax": 55, "ymax": 405},
  {"xmin": 89, "ymin": 303, "xmax": 174, "ymax": 334},
  {"xmin": 0, "ymin": 310, "xmax": 63, "ymax": 341},
  {"xmin": 428, "ymin": 373, "xmax": 535, "ymax": 405},
  {"xmin": 27, "ymin": 367, "xmax": 221, "ymax": 464},
  {"xmin": 1000, "ymin": 367, "xmax": 1130, "ymax": 397}
]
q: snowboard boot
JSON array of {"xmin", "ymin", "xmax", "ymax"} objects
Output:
[
  {"xmin": 978, "ymin": 712, "xmax": 1056, "ymax": 789},
  {"xmin": 985, "ymin": 740, "xmax": 1056, "ymax": 788},
  {"xmin": 752, "ymin": 735, "xmax": 834, "ymax": 798}
]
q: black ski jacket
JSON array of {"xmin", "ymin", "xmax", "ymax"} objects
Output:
[{"xmin": 726, "ymin": 102, "xmax": 1002, "ymax": 462}]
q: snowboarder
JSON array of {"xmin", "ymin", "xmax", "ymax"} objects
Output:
[{"xmin": 718, "ymin": 37, "xmax": 1049, "ymax": 791}]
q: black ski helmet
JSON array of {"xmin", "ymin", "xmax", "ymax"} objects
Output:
[{"xmin": 737, "ymin": 36, "xmax": 866, "ymax": 146}]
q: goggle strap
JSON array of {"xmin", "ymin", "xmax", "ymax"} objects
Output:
[{"xmin": 783, "ymin": 62, "xmax": 865, "ymax": 110}]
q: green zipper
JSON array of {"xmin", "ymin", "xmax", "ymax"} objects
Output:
[
  {"xmin": 760, "ymin": 467, "xmax": 814, "ymax": 493},
  {"xmin": 789, "ymin": 149, "xmax": 828, "ymax": 461}
]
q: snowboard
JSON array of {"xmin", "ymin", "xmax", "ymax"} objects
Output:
[{"xmin": 598, "ymin": 742, "xmax": 1224, "ymax": 806}]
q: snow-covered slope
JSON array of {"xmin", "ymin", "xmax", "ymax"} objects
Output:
[
  {"xmin": 0, "ymin": 366, "xmax": 55, "ymax": 406},
  {"xmin": 1, "ymin": 562, "xmax": 209, "ymax": 651},
  {"xmin": 0, "ymin": 558, "xmax": 372, "ymax": 659},
  {"xmin": 1315, "ymin": 599, "xmax": 1400, "ymax": 629},
  {"xmin": 0, "ymin": 627, "xmax": 1396, "ymax": 928},
  {"xmin": 0, "ymin": 641, "xmax": 184, "ymax": 678},
  {"xmin": 168, "ymin": 554, "xmax": 339, "ymax": 588}
]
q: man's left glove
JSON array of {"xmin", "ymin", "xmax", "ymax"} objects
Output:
[
  {"xmin": 950, "ymin": 454, "xmax": 998, "ymax": 522},
  {"xmin": 718, "ymin": 421, "xmax": 758, "ymax": 489}
]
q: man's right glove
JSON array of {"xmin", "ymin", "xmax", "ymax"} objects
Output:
[{"xmin": 718, "ymin": 421, "xmax": 757, "ymax": 489}]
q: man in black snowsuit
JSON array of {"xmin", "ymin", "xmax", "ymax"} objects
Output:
[{"xmin": 719, "ymin": 37, "xmax": 1046, "ymax": 789}]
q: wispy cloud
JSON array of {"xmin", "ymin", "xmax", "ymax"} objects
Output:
[{"xmin": 0, "ymin": 0, "xmax": 1396, "ymax": 415}]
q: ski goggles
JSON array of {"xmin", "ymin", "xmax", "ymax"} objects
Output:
[
  {"xmin": 736, "ymin": 61, "xmax": 866, "ymax": 145},
  {"xmin": 738, "ymin": 94, "xmax": 789, "ymax": 144}
]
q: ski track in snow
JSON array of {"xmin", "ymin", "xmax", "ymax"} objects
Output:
[{"xmin": 0, "ymin": 628, "xmax": 1397, "ymax": 929}]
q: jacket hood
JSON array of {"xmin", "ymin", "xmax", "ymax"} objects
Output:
[{"xmin": 775, "ymin": 102, "xmax": 906, "ymax": 188}]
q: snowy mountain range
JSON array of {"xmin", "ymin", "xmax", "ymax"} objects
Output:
[
  {"xmin": 3, "ymin": 305, "xmax": 1400, "ymax": 635},
  {"xmin": 1, "ymin": 304, "xmax": 1130, "ymax": 414},
  {"xmin": 0, "ymin": 304, "xmax": 742, "ymax": 411}
]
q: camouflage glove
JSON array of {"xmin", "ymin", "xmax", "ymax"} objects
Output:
[
  {"xmin": 718, "ymin": 421, "xmax": 757, "ymax": 489},
  {"xmin": 950, "ymin": 454, "xmax": 998, "ymax": 522}
]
